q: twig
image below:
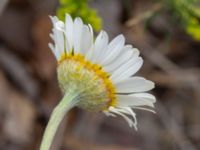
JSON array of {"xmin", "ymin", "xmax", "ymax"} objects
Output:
[
  {"xmin": 157, "ymin": 102, "xmax": 197, "ymax": 150},
  {"xmin": 125, "ymin": 29, "xmax": 200, "ymax": 94},
  {"xmin": 0, "ymin": 0, "xmax": 8, "ymax": 16},
  {"xmin": 0, "ymin": 47, "xmax": 39, "ymax": 100},
  {"xmin": 141, "ymin": 43, "xmax": 200, "ymax": 93},
  {"xmin": 125, "ymin": 3, "xmax": 163, "ymax": 27}
]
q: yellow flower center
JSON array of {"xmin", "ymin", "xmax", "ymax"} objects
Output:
[{"xmin": 57, "ymin": 53, "xmax": 116, "ymax": 111}]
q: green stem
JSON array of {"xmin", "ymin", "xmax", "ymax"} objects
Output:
[{"xmin": 40, "ymin": 90, "xmax": 78, "ymax": 150}]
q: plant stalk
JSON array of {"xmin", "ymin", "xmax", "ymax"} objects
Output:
[{"xmin": 40, "ymin": 90, "xmax": 78, "ymax": 150}]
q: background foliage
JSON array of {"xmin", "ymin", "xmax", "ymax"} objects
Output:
[
  {"xmin": 57, "ymin": 0, "xmax": 102, "ymax": 32},
  {"xmin": 0, "ymin": 0, "xmax": 200, "ymax": 150},
  {"xmin": 166, "ymin": 0, "xmax": 200, "ymax": 41}
]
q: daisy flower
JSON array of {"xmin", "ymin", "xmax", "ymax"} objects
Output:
[{"xmin": 40, "ymin": 14, "xmax": 156, "ymax": 150}]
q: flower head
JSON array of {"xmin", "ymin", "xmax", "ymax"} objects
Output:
[{"xmin": 49, "ymin": 14, "xmax": 156, "ymax": 129}]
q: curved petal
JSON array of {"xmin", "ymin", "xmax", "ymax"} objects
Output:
[
  {"xmin": 110, "ymin": 55, "xmax": 142, "ymax": 83},
  {"xmin": 115, "ymin": 77, "xmax": 155, "ymax": 93},
  {"xmin": 48, "ymin": 43, "xmax": 59, "ymax": 60},
  {"xmin": 65, "ymin": 14, "xmax": 74, "ymax": 51},
  {"xmin": 92, "ymin": 30, "xmax": 109, "ymax": 63},
  {"xmin": 100, "ymin": 35, "xmax": 125, "ymax": 65},
  {"xmin": 108, "ymin": 107, "xmax": 136, "ymax": 128},
  {"xmin": 117, "ymin": 94, "xmax": 155, "ymax": 108},
  {"xmin": 52, "ymin": 28, "xmax": 64, "ymax": 57},
  {"xmin": 104, "ymin": 48, "xmax": 139, "ymax": 73},
  {"xmin": 73, "ymin": 17, "xmax": 83, "ymax": 53},
  {"xmin": 80, "ymin": 25, "xmax": 93, "ymax": 55}
]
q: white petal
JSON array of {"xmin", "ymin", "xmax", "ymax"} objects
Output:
[
  {"xmin": 50, "ymin": 16, "xmax": 66, "ymax": 58},
  {"xmin": 118, "ymin": 57, "xmax": 143, "ymax": 81},
  {"xmin": 55, "ymin": 21, "xmax": 65, "ymax": 31},
  {"xmin": 117, "ymin": 94, "xmax": 155, "ymax": 108},
  {"xmin": 54, "ymin": 29, "xmax": 65, "ymax": 54},
  {"xmin": 54, "ymin": 21, "xmax": 71, "ymax": 53},
  {"xmin": 117, "ymin": 107, "xmax": 137, "ymax": 129},
  {"xmin": 48, "ymin": 43, "xmax": 59, "ymax": 60},
  {"xmin": 73, "ymin": 17, "xmax": 83, "ymax": 53},
  {"xmin": 80, "ymin": 25, "xmax": 93, "ymax": 55},
  {"xmin": 115, "ymin": 77, "xmax": 155, "ymax": 93},
  {"xmin": 55, "ymin": 44, "xmax": 62, "ymax": 58},
  {"xmin": 50, "ymin": 16, "xmax": 59, "ymax": 25},
  {"xmin": 110, "ymin": 55, "xmax": 142, "ymax": 82},
  {"xmin": 88, "ymin": 24, "xmax": 94, "ymax": 42},
  {"xmin": 84, "ymin": 24, "xmax": 94, "ymax": 60},
  {"xmin": 108, "ymin": 107, "xmax": 135, "ymax": 128},
  {"xmin": 103, "ymin": 111, "xmax": 116, "ymax": 117},
  {"xmin": 132, "ymin": 107, "xmax": 156, "ymax": 113},
  {"xmin": 104, "ymin": 48, "xmax": 139, "ymax": 73},
  {"xmin": 112, "ymin": 107, "xmax": 137, "ymax": 125},
  {"xmin": 132, "ymin": 93, "xmax": 156, "ymax": 102},
  {"xmin": 49, "ymin": 33, "xmax": 54, "ymax": 41},
  {"xmin": 92, "ymin": 30, "xmax": 109, "ymax": 63},
  {"xmin": 65, "ymin": 14, "xmax": 74, "ymax": 51},
  {"xmin": 123, "ymin": 44, "xmax": 133, "ymax": 49},
  {"xmin": 101, "ymin": 35, "xmax": 125, "ymax": 65}
]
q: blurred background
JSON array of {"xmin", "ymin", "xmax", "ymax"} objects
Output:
[{"xmin": 0, "ymin": 0, "xmax": 200, "ymax": 150}]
